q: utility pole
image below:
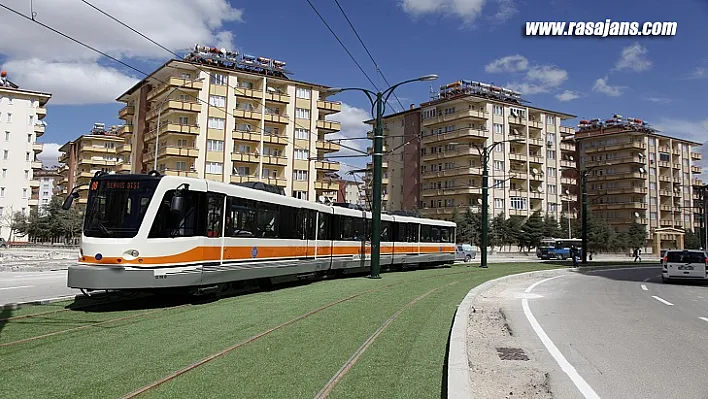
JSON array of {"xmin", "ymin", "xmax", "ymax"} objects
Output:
[
  {"xmin": 581, "ymin": 171, "xmax": 589, "ymax": 264},
  {"xmin": 480, "ymin": 147, "xmax": 489, "ymax": 268}
]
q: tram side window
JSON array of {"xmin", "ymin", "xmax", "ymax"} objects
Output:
[
  {"xmin": 207, "ymin": 193, "xmax": 224, "ymax": 238},
  {"xmin": 277, "ymin": 205, "xmax": 298, "ymax": 239},
  {"xmin": 318, "ymin": 212, "xmax": 331, "ymax": 240},
  {"xmin": 391, "ymin": 222, "xmax": 401, "ymax": 242},
  {"xmin": 256, "ymin": 202, "xmax": 279, "ymax": 238},
  {"xmin": 227, "ymin": 197, "xmax": 257, "ymax": 237},
  {"xmin": 431, "ymin": 226, "xmax": 442, "ymax": 243},
  {"xmin": 365, "ymin": 218, "xmax": 373, "ymax": 241},
  {"xmin": 306, "ymin": 209, "xmax": 316, "ymax": 240},
  {"xmin": 149, "ymin": 190, "xmax": 206, "ymax": 238},
  {"xmin": 380, "ymin": 221, "xmax": 391, "ymax": 241},
  {"xmin": 409, "ymin": 223, "xmax": 420, "ymax": 242},
  {"xmin": 440, "ymin": 227, "xmax": 452, "ymax": 243},
  {"xmin": 420, "ymin": 225, "xmax": 432, "ymax": 242},
  {"xmin": 335, "ymin": 215, "xmax": 365, "ymax": 241}
]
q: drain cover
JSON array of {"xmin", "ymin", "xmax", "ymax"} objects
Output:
[{"xmin": 496, "ymin": 347, "xmax": 529, "ymax": 361}]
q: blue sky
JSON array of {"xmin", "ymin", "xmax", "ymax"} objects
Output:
[{"xmin": 1, "ymin": 0, "xmax": 706, "ymax": 176}]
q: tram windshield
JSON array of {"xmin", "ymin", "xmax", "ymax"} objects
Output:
[{"xmin": 83, "ymin": 178, "xmax": 160, "ymax": 238}]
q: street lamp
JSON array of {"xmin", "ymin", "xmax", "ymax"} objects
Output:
[
  {"xmin": 326, "ymin": 74, "xmax": 438, "ymax": 279},
  {"xmin": 562, "ymin": 189, "xmax": 573, "ymax": 238},
  {"xmin": 153, "ymin": 77, "xmax": 205, "ymax": 170},
  {"xmin": 472, "ymin": 138, "xmax": 524, "ymax": 269}
]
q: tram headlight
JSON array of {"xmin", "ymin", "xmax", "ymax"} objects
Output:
[{"xmin": 122, "ymin": 249, "xmax": 140, "ymax": 260}]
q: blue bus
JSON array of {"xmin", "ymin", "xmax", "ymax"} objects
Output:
[{"xmin": 536, "ymin": 238, "xmax": 582, "ymax": 260}]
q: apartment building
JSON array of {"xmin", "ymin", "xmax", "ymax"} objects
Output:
[
  {"xmin": 575, "ymin": 116, "xmax": 705, "ymax": 253},
  {"xmin": 116, "ymin": 45, "xmax": 342, "ymax": 202},
  {"xmin": 33, "ymin": 167, "xmax": 63, "ymax": 214},
  {"xmin": 0, "ymin": 71, "xmax": 50, "ymax": 240},
  {"xmin": 366, "ymin": 80, "xmax": 577, "ymax": 221},
  {"xmin": 336, "ymin": 179, "xmax": 365, "ymax": 206},
  {"xmin": 58, "ymin": 123, "xmax": 124, "ymax": 207}
]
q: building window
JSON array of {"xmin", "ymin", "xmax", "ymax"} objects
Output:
[
  {"xmin": 24, "ymin": 170, "xmax": 28, "ymax": 180},
  {"xmin": 493, "ymin": 105, "xmax": 503, "ymax": 115},
  {"xmin": 294, "ymin": 170, "xmax": 308, "ymax": 181},
  {"xmin": 22, "ymin": 188, "xmax": 28, "ymax": 198},
  {"xmin": 295, "ymin": 108, "xmax": 310, "ymax": 119},
  {"xmin": 510, "ymin": 196, "xmax": 527, "ymax": 210},
  {"xmin": 293, "ymin": 190, "xmax": 308, "ymax": 200},
  {"xmin": 175, "ymin": 161, "xmax": 187, "ymax": 171},
  {"xmin": 296, "ymin": 88, "xmax": 311, "ymax": 99},
  {"xmin": 493, "ymin": 160, "xmax": 504, "ymax": 171},
  {"xmin": 207, "ymin": 117, "xmax": 225, "ymax": 130},
  {"xmin": 209, "ymin": 95, "xmax": 226, "ymax": 107},
  {"xmin": 207, "ymin": 139, "xmax": 224, "ymax": 152},
  {"xmin": 27, "ymin": 134, "xmax": 32, "ymax": 143},
  {"xmin": 3, "ymin": 150, "xmax": 7, "ymax": 160},
  {"xmin": 6, "ymin": 113, "xmax": 11, "ymax": 122},
  {"xmin": 7, "ymin": 97, "xmax": 12, "ymax": 105},
  {"xmin": 546, "ymin": 150, "xmax": 556, "ymax": 159},
  {"xmin": 494, "ymin": 198, "xmax": 504, "ymax": 209},
  {"xmin": 295, "ymin": 128, "xmax": 309, "ymax": 140},
  {"xmin": 547, "ymin": 184, "xmax": 557, "ymax": 194},
  {"xmin": 4, "ymin": 131, "xmax": 8, "ymax": 141},
  {"xmin": 294, "ymin": 149, "xmax": 309, "ymax": 160},
  {"xmin": 210, "ymin": 73, "xmax": 227, "ymax": 85},
  {"xmin": 548, "ymin": 203, "xmax": 558, "ymax": 212},
  {"xmin": 650, "ymin": 212, "xmax": 657, "ymax": 220},
  {"xmin": 493, "ymin": 179, "xmax": 505, "ymax": 188},
  {"xmin": 26, "ymin": 152, "xmax": 30, "ymax": 161},
  {"xmin": 205, "ymin": 162, "xmax": 223, "ymax": 174},
  {"xmin": 546, "ymin": 115, "xmax": 555, "ymax": 124},
  {"xmin": 1, "ymin": 169, "xmax": 5, "ymax": 178},
  {"xmin": 493, "ymin": 123, "xmax": 503, "ymax": 134},
  {"xmin": 494, "ymin": 143, "xmax": 503, "ymax": 152},
  {"xmin": 0, "ymin": 187, "xmax": 5, "ymax": 197},
  {"xmin": 547, "ymin": 167, "xmax": 556, "ymax": 177}
]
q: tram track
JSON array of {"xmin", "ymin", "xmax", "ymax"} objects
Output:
[{"xmin": 119, "ymin": 268, "xmax": 474, "ymax": 398}]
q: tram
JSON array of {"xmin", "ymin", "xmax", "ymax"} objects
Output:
[{"xmin": 64, "ymin": 172, "xmax": 456, "ymax": 293}]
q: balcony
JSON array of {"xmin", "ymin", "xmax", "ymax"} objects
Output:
[
  {"xmin": 29, "ymin": 180, "xmax": 40, "ymax": 188},
  {"xmin": 32, "ymin": 142, "xmax": 43, "ymax": 154},
  {"xmin": 560, "ymin": 160, "xmax": 576, "ymax": 169},
  {"xmin": 594, "ymin": 202, "xmax": 648, "ymax": 210},
  {"xmin": 421, "ymin": 186, "xmax": 482, "ymax": 197},
  {"xmin": 28, "ymin": 199, "xmax": 39, "ymax": 207},
  {"xmin": 509, "ymin": 153, "xmax": 527, "ymax": 161},
  {"xmin": 422, "ymin": 128, "xmax": 488, "ymax": 144},
  {"xmin": 691, "ymin": 152, "xmax": 702, "ymax": 160},
  {"xmin": 317, "ymin": 100, "xmax": 342, "ymax": 114},
  {"xmin": 421, "ymin": 109, "xmax": 487, "ymax": 127},
  {"xmin": 234, "ymin": 87, "xmax": 263, "ymax": 99},
  {"xmin": 422, "ymin": 147, "xmax": 480, "ymax": 161},
  {"xmin": 233, "ymin": 130, "xmax": 288, "ymax": 146},
  {"xmin": 693, "ymin": 179, "xmax": 704, "ymax": 186},
  {"xmin": 316, "ymin": 140, "xmax": 341, "ymax": 153},
  {"xmin": 115, "ymin": 163, "xmax": 131, "ymax": 173},
  {"xmin": 560, "ymin": 177, "xmax": 577, "ymax": 185},
  {"xmin": 422, "ymin": 166, "xmax": 482, "ymax": 179},
  {"xmin": 315, "ymin": 160, "xmax": 340, "ymax": 171},
  {"xmin": 583, "ymin": 141, "xmax": 646, "ymax": 153},
  {"xmin": 692, "ymin": 165, "xmax": 702, "ymax": 174},
  {"xmin": 264, "ymin": 111, "xmax": 289, "ymax": 124},
  {"xmin": 118, "ymin": 124, "xmax": 134, "ymax": 136},
  {"xmin": 316, "ymin": 120, "xmax": 341, "ymax": 133},
  {"xmin": 264, "ymin": 91, "xmax": 290, "ymax": 103},
  {"xmin": 657, "ymin": 161, "xmax": 670, "ymax": 168},
  {"xmin": 587, "ymin": 171, "xmax": 646, "ymax": 181},
  {"xmin": 527, "ymin": 138, "xmax": 544, "ymax": 147},
  {"xmin": 148, "ymin": 78, "xmax": 203, "ymax": 102},
  {"xmin": 118, "ymin": 105, "xmax": 135, "ymax": 120},
  {"xmin": 559, "ymin": 126, "xmax": 575, "ymax": 135},
  {"xmin": 33, "ymin": 123, "xmax": 46, "ymax": 137},
  {"xmin": 145, "ymin": 145, "xmax": 199, "ymax": 162},
  {"xmin": 315, "ymin": 181, "xmax": 339, "ymax": 191},
  {"xmin": 145, "ymin": 123, "xmax": 200, "ymax": 142},
  {"xmin": 560, "ymin": 142, "xmax": 575, "ymax": 152},
  {"xmin": 31, "ymin": 161, "xmax": 42, "ymax": 169},
  {"xmin": 36, "ymin": 106, "xmax": 47, "ymax": 120},
  {"xmin": 658, "ymin": 175, "xmax": 672, "ymax": 182},
  {"xmin": 146, "ymin": 101, "xmax": 201, "ymax": 121},
  {"xmin": 162, "ymin": 169, "xmax": 198, "ymax": 178}
]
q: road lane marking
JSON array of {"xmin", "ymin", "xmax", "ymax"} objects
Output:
[
  {"xmin": 522, "ymin": 278, "xmax": 601, "ymax": 399},
  {"xmin": 699, "ymin": 317, "xmax": 708, "ymax": 323},
  {"xmin": 641, "ymin": 284, "xmax": 648, "ymax": 291},
  {"xmin": 0, "ymin": 285, "xmax": 33, "ymax": 291},
  {"xmin": 652, "ymin": 296, "xmax": 674, "ymax": 306}
]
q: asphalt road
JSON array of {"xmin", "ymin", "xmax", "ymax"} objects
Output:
[
  {"xmin": 504, "ymin": 266, "xmax": 708, "ymax": 399},
  {"xmin": 0, "ymin": 271, "xmax": 79, "ymax": 306}
]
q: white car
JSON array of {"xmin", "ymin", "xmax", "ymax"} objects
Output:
[{"xmin": 662, "ymin": 249, "xmax": 708, "ymax": 283}]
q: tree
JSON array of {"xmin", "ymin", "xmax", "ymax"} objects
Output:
[
  {"xmin": 490, "ymin": 212, "xmax": 507, "ymax": 250},
  {"xmin": 518, "ymin": 211, "xmax": 544, "ymax": 251},
  {"xmin": 542, "ymin": 215, "xmax": 562, "ymax": 239},
  {"xmin": 627, "ymin": 221, "xmax": 647, "ymax": 250},
  {"xmin": 685, "ymin": 229, "xmax": 701, "ymax": 249},
  {"xmin": 457, "ymin": 209, "xmax": 481, "ymax": 247},
  {"xmin": 559, "ymin": 215, "xmax": 573, "ymax": 239}
]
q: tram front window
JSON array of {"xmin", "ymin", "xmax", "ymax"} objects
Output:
[{"xmin": 83, "ymin": 179, "xmax": 159, "ymax": 238}]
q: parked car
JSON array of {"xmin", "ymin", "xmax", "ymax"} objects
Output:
[
  {"xmin": 659, "ymin": 249, "xmax": 667, "ymax": 267},
  {"xmin": 0, "ymin": 238, "xmax": 6, "ymax": 248},
  {"xmin": 456, "ymin": 244, "xmax": 477, "ymax": 262},
  {"xmin": 662, "ymin": 249, "xmax": 708, "ymax": 283}
]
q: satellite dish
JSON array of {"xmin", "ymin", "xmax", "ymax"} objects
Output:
[
  {"xmin": 569, "ymin": 155, "xmax": 574, "ymax": 161},
  {"xmin": 638, "ymin": 153, "xmax": 645, "ymax": 158},
  {"xmin": 531, "ymin": 168, "xmax": 539, "ymax": 175},
  {"xmin": 638, "ymin": 167, "xmax": 646, "ymax": 173},
  {"xmin": 538, "ymin": 186, "xmax": 544, "ymax": 193},
  {"xmin": 477, "ymin": 198, "xmax": 483, "ymax": 204},
  {"xmin": 318, "ymin": 195, "xmax": 325, "ymax": 203},
  {"xmin": 564, "ymin": 189, "xmax": 570, "ymax": 195}
]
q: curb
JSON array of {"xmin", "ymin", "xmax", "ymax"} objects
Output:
[
  {"xmin": 446, "ymin": 263, "xmax": 658, "ymax": 398},
  {"xmin": 0, "ymin": 293, "xmax": 88, "ymax": 310},
  {"xmin": 446, "ymin": 268, "xmax": 570, "ymax": 399}
]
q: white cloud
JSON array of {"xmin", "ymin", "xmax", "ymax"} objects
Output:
[
  {"xmin": 491, "ymin": 0, "xmax": 518, "ymax": 23},
  {"xmin": 614, "ymin": 43, "xmax": 652, "ymax": 72},
  {"xmin": 325, "ymin": 103, "xmax": 371, "ymax": 176},
  {"xmin": 37, "ymin": 143, "xmax": 62, "ymax": 167},
  {"xmin": 556, "ymin": 90, "xmax": 580, "ymax": 102},
  {"xmin": 592, "ymin": 76, "xmax": 624, "ymax": 97},
  {"xmin": 3, "ymin": 59, "xmax": 139, "ymax": 104},
  {"xmin": 485, "ymin": 54, "xmax": 528, "ymax": 73},
  {"xmin": 0, "ymin": 0, "xmax": 244, "ymax": 104},
  {"xmin": 400, "ymin": 0, "xmax": 486, "ymax": 24},
  {"xmin": 486, "ymin": 54, "xmax": 568, "ymax": 95},
  {"xmin": 686, "ymin": 66, "xmax": 708, "ymax": 80},
  {"xmin": 645, "ymin": 96, "xmax": 672, "ymax": 104}
]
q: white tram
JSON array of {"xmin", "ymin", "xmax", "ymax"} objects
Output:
[{"xmin": 65, "ymin": 172, "xmax": 456, "ymax": 292}]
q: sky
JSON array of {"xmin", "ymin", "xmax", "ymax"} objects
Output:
[{"xmin": 0, "ymin": 0, "xmax": 706, "ymax": 179}]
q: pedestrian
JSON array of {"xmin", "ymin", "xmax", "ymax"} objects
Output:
[
  {"xmin": 571, "ymin": 245, "xmax": 578, "ymax": 267},
  {"xmin": 633, "ymin": 247, "xmax": 641, "ymax": 262}
]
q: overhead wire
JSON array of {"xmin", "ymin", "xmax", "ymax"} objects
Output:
[{"xmin": 331, "ymin": 0, "xmax": 405, "ymax": 113}]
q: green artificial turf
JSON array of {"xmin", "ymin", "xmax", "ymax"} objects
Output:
[{"xmin": 0, "ymin": 263, "xmax": 557, "ymax": 399}]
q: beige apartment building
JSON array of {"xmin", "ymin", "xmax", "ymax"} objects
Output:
[
  {"xmin": 115, "ymin": 47, "xmax": 342, "ymax": 202},
  {"xmin": 58, "ymin": 123, "xmax": 125, "ymax": 206},
  {"xmin": 574, "ymin": 117, "xmax": 705, "ymax": 253},
  {"xmin": 366, "ymin": 81, "xmax": 578, "ymax": 222}
]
